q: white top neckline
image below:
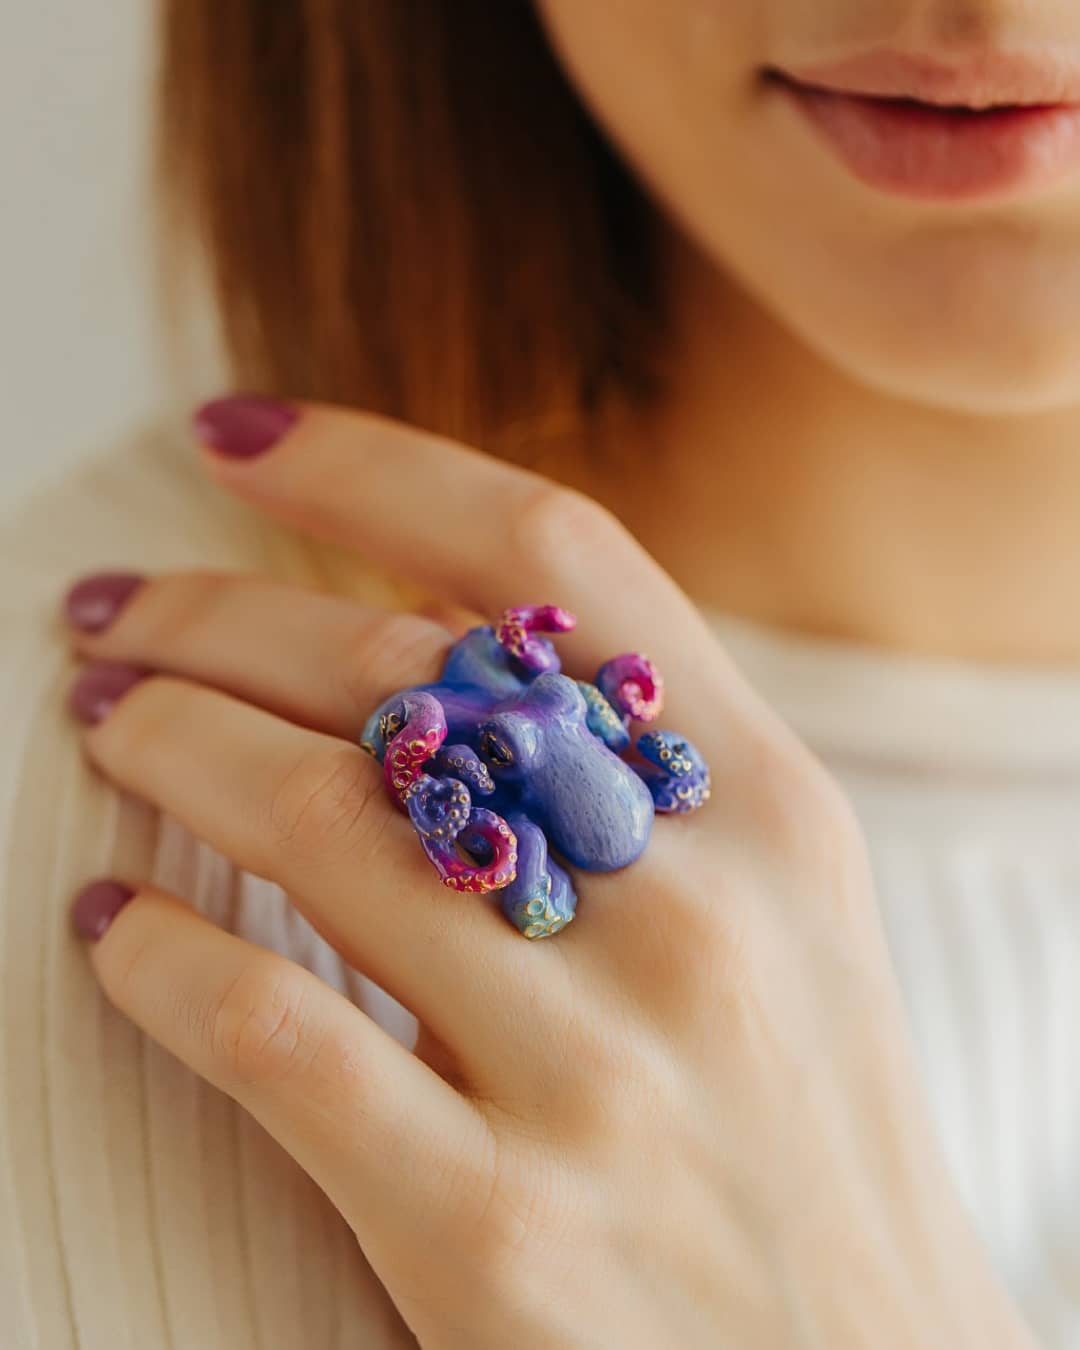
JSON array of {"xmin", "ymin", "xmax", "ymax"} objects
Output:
[{"xmin": 708, "ymin": 611, "xmax": 1080, "ymax": 778}]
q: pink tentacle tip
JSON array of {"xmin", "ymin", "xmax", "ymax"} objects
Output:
[
  {"xmin": 528, "ymin": 605, "xmax": 577, "ymax": 634},
  {"xmin": 596, "ymin": 652, "xmax": 664, "ymax": 722},
  {"xmin": 383, "ymin": 692, "xmax": 448, "ymax": 806},
  {"xmin": 496, "ymin": 604, "xmax": 574, "ymax": 645}
]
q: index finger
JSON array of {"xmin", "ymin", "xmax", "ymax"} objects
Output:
[{"xmin": 194, "ymin": 398, "xmax": 741, "ymax": 719}]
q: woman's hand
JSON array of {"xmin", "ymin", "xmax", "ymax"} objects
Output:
[{"xmin": 63, "ymin": 398, "xmax": 1035, "ymax": 1350}]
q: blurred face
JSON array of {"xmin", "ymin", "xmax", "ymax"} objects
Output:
[{"xmin": 533, "ymin": 1, "xmax": 1080, "ymax": 415}]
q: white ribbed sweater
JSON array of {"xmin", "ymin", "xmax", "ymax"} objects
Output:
[{"xmin": 3, "ymin": 427, "xmax": 1079, "ymax": 1348}]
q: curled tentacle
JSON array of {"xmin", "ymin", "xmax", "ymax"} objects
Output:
[
  {"xmin": 432, "ymin": 743, "xmax": 495, "ymax": 795},
  {"xmin": 499, "ymin": 815, "xmax": 577, "ymax": 939},
  {"xmin": 575, "ymin": 680, "xmax": 631, "ymax": 753},
  {"xmin": 405, "ymin": 774, "xmax": 472, "ymax": 842},
  {"xmin": 380, "ymin": 691, "xmax": 447, "ymax": 806},
  {"xmin": 496, "ymin": 604, "xmax": 576, "ymax": 676},
  {"xmin": 416, "ymin": 800, "xmax": 519, "ymax": 894},
  {"xmin": 634, "ymin": 730, "xmax": 711, "ymax": 814},
  {"xmin": 405, "ymin": 774, "xmax": 517, "ymax": 893},
  {"xmin": 595, "ymin": 652, "xmax": 664, "ymax": 723}
]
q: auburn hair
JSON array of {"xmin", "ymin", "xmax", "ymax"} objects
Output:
[{"xmin": 158, "ymin": 1, "xmax": 668, "ymax": 462}]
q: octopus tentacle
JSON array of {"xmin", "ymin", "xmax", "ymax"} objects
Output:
[
  {"xmin": 431, "ymin": 743, "xmax": 495, "ymax": 795},
  {"xmin": 498, "ymin": 815, "xmax": 577, "ymax": 939},
  {"xmin": 416, "ymin": 800, "xmax": 519, "ymax": 894},
  {"xmin": 377, "ymin": 695, "xmax": 517, "ymax": 892},
  {"xmin": 634, "ymin": 730, "xmax": 711, "ymax": 814},
  {"xmin": 575, "ymin": 681, "xmax": 631, "ymax": 752},
  {"xmin": 595, "ymin": 652, "xmax": 664, "ymax": 723},
  {"xmin": 496, "ymin": 604, "xmax": 576, "ymax": 676},
  {"xmin": 380, "ymin": 691, "xmax": 447, "ymax": 806},
  {"xmin": 405, "ymin": 774, "xmax": 472, "ymax": 843}
]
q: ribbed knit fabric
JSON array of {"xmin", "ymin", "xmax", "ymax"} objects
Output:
[
  {"xmin": 713, "ymin": 615, "xmax": 1080, "ymax": 1349},
  {"xmin": 3, "ymin": 427, "xmax": 1079, "ymax": 1347}
]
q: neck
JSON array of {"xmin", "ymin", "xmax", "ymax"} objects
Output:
[{"xmin": 564, "ymin": 221, "xmax": 1080, "ymax": 666}]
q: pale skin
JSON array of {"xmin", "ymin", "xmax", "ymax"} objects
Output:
[
  {"xmin": 533, "ymin": 0, "xmax": 1080, "ymax": 662},
  {"xmin": 64, "ymin": 0, "xmax": 1080, "ymax": 1343}
]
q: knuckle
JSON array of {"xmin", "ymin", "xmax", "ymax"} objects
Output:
[
  {"xmin": 339, "ymin": 611, "xmax": 447, "ymax": 714},
  {"xmin": 267, "ymin": 742, "xmax": 385, "ymax": 864},
  {"xmin": 748, "ymin": 735, "xmax": 866, "ymax": 878},
  {"xmin": 541, "ymin": 1017, "xmax": 629, "ymax": 1107},
  {"xmin": 208, "ymin": 960, "xmax": 324, "ymax": 1087},
  {"xmin": 651, "ymin": 875, "xmax": 756, "ymax": 1009},
  {"xmin": 726, "ymin": 735, "xmax": 876, "ymax": 931},
  {"xmin": 512, "ymin": 484, "xmax": 631, "ymax": 570},
  {"xmin": 606, "ymin": 845, "xmax": 776, "ymax": 1035},
  {"xmin": 462, "ymin": 1148, "xmax": 561, "ymax": 1297},
  {"xmin": 642, "ymin": 890, "xmax": 779, "ymax": 1059},
  {"xmin": 469, "ymin": 1199, "xmax": 542, "ymax": 1295}
]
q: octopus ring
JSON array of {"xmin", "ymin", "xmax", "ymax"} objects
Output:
[{"xmin": 359, "ymin": 605, "xmax": 710, "ymax": 940}]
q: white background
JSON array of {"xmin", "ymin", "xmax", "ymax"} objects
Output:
[{"xmin": 0, "ymin": 1, "xmax": 167, "ymax": 514}]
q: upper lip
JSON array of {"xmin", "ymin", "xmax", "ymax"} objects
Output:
[{"xmin": 772, "ymin": 49, "xmax": 1080, "ymax": 109}]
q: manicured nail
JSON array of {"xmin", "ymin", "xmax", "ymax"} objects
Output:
[
  {"xmin": 68, "ymin": 662, "xmax": 148, "ymax": 725},
  {"xmin": 72, "ymin": 880, "xmax": 135, "ymax": 941},
  {"xmin": 193, "ymin": 394, "xmax": 299, "ymax": 459},
  {"xmin": 64, "ymin": 572, "xmax": 145, "ymax": 633}
]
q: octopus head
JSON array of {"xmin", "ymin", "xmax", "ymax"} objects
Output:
[{"xmin": 481, "ymin": 674, "xmax": 654, "ymax": 872}]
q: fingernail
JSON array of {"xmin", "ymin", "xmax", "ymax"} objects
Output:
[
  {"xmin": 64, "ymin": 572, "xmax": 145, "ymax": 633},
  {"xmin": 193, "ymin": 394, "xmax": 299, "ymax": 459},
  {"xmin": 68, "ymin": 662, "xmax": 148, "ymax": 725},
  {"xmin": 72, "ymin": 880, "xmax": 135, "ymax": 941}
]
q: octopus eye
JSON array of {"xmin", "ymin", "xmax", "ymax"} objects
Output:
[
  {"xmin": 480, "ymin": 730, "xmax": 514, "ymax": 768},
  {"xmin": 380, "ymin": 711, "xmax": 404, "ymax": 740}
]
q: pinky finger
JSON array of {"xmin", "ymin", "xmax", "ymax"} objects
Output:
[{"xmin": 72, "ymin": 881, "xmax": 488, "ymax": 1273}]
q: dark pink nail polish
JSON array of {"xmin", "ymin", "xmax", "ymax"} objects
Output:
[
  {"xmin": 64, "ymin": 572, "xmax": 145, "ymax": 633},
  {"xmin": 72, "ymin": 880, "xmax": 135, "ymax": 941},
  {"xmin": 68, "ymin": 662, "xmax": 148, "ymax": 725},
  {"xmin": 193, "ymin": 394, "xmax": 299, "ymax": 459}
]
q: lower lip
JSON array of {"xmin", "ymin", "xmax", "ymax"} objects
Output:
[{"xmin": 774, "ymin": 76, "xmax": 1080, "ymax": 202}]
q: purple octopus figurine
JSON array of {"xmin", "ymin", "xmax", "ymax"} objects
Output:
[{"xmin": 359, "ymin": 605, "xmax": 710, "ymax": 939}]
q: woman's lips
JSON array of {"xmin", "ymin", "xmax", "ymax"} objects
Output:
[{"xmin": 771, "ymin": 71, "xmax": 1080, "ymax": 203}]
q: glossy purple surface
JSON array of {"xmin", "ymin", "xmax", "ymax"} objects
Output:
[{"xmin": 360, "ymin": 616, "xmax": 709, "ymax": 939}]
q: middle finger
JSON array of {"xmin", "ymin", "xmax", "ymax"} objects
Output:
[
  {"xmin": 72, "ymin": 668, "xmax": 571, "ymax": 1082},
  {"xmin": 67, "ymin": 569, "xmax": 453, "ymax": 739}
]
